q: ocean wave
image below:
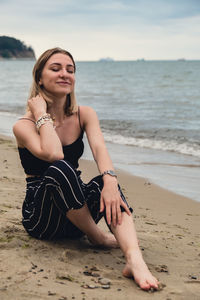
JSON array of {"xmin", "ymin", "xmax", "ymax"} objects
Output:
[
  {"xmin": 0, "ymin": 110, "xmax": 21, "ymax": 117},
  {"xmin": 103, "ymin": 132, "xmax": 200, "ymax": 158}
]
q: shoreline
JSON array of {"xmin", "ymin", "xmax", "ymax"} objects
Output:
[
  {"xmin": 1, "ymin": 112, "xmax": 200, "ymax": 203},
  {"xmin": 0, "ymin": 135, "xmax": 200, "ymax": 299},
  {"xmin": 1, "ymin": 132, "xmax": 197, "ymax": 204},
  {"xmin": 82, "ymin": 135, "xmax": 200, "ymax": 203}
]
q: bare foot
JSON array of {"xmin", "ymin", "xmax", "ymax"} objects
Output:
[
  {"xmin": 89, "ymin": 233, "xmax": 119, "ymax": 249},
  {"xmin": 122, "ymin": 251, "xmax": 159, "ymax": 291}
]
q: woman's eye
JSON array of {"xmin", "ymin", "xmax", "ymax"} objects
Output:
[
  {"xmin": 52, "ymin": 68, "xmax": 59, "ymax": 72},
  {"xmin": 67, "ymin": 68, "xmax": 74, "ymax": 74}
]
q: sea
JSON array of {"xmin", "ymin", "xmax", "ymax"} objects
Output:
[{"xmin": 0, "ymin": 59, "xmax": 200, "ymax": 202}]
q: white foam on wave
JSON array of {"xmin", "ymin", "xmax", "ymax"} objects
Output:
[{"xmin": 103, "ymin": 132, "xmax": 200, "ymax": 158}]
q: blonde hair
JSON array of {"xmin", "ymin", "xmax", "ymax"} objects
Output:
[{"xmin": 28, "ymin": 47, "xmax": 77, "ymax": 115}]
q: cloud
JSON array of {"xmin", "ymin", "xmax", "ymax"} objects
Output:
[
  {"xmin": 2, "ymin": 0, "xmax": 200, "ymax": 23},
  {"xmin": 0, "ymin": 0, "xmax": 200, "ymax": 60}
]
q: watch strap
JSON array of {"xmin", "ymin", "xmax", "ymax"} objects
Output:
[{"xmin": 101, "ymin": 170, "xmax": 117, "ymax": 178}]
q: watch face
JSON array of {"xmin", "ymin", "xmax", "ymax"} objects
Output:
[
  {"xmin": 109, "ymin": 170, "xmax": 115, "ymax": 176},
  {"xmin": 102, "ymin": 170, "xmax": 117, "ymax": 177},
  {"xmin": 107, "ymin": 170, "xmax": 117, "ymax": 177}
]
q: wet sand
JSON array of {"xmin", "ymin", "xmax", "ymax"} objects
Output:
[{"xmin": 0, "ymin": 135, "xmax": 200, "ymax": 300}]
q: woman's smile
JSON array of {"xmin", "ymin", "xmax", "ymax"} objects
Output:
[
  {"xmin": 40, "ymin": 53, "xmax": 75, "ymax": 96},
  {"xmin": 56, "ymin": 81, "xmax": 71, "ymax": 85}
]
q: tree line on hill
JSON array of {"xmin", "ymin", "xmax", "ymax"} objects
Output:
[{"xmin": 0, "ymin": 36, "xmax": 35, "ymax": 59}]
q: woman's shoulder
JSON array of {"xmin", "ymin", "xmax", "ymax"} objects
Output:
[
  {"xmin": 13, "ymin": 113, "xmax": 34, "ymax": 131},
  {"xmin": 79, "ymin": 106, "xmax": 99, "ymax": 129},
  {"xmin": 13, "ymin": 113, "xmax": 36, "ymax": 146},
  {"xmin": 79, "ymin": 105, "xmax": 97, "ymax": 117}
]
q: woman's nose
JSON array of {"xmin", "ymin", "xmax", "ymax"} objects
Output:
[{"xmin": 59, "ymin": 68, "xmax": 68, "ymax": 77}]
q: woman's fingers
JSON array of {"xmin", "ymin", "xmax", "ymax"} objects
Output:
[
  {"xmin": 111, "ymin": 199, "xmax": 131, "ymax": 226},
  {"xmin": 111, "ymin": 202, "xmax": 117, "ymax": 227},
  {"xmin": 106, "ymin": 204, "xmax": 111, "ymax": 225},
  {"xmin": 120, "ymin": 200, "xmax": 131, "ymax": 216},
  {"xmin": 28, "ymin": 95, "xmax": 47, "ymax": 119},
  {"xmin": 105, "ymin": 199, "xmax": 122, "ymax": 227},
  {"xmin": 116, "ymin": 204, "xmax": 122, "ymax": 225},
  {"xmin": 100, "ymin": 196, "xmax": 105, "ymax": 212},
  {"xmin": 103, "ymin": 192, "xmax": 131, "ymax": 226}
]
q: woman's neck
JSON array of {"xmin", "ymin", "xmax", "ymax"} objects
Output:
[{"xmin": 48, "ymin": 98, "xmax": 66, "ymax": 123}]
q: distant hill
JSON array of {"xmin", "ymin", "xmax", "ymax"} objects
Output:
[{"xmin": 0, "ymin": 36, "xmax": 35, "ymax": 59}]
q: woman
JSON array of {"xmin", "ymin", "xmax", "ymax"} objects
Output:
[{"xmin": 13, "ymin": 47, "xmax": 158, "ymax": 291}]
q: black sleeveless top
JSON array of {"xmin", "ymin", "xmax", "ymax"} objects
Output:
[
  {"xmin": 18, "ymin": 131, "xmax": 84, "ymax": 175},
  {"xmin": 17, "ymin": 108, "xmax": 84, "ymax": 175}
]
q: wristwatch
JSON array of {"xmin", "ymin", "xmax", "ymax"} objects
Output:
[{"xmin": 101, "ymin": 170, "xmax": 117, "ymax": 178}]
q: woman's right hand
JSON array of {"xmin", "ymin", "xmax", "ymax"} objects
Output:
[{"xmin": 28, "ymin": 94, "xmax": 47, "ymax": 120}]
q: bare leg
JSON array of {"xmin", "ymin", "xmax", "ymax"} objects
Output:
[
  {"xmin": 66, "ymin": 204, "xmax": 118, "ymax": 248},
  {"xmin": 111, "ymin": 212, "xmax": 159, "ymax": 290},
  {"xmin": 67, "ymin": 204, "xmax": 158, "ymax": 290}
]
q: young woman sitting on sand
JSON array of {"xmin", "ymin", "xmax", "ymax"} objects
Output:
[{"xmin": 13, "ymin": 47, "xmax": 158, "ymax": 291}]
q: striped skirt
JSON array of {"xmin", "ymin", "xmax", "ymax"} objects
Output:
[{"xmin": 22, "ymin": 160, "xmax": 132, "ymax": 240}]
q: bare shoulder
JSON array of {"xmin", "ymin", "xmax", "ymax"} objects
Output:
[
  {"xmin": 79, "ymin": 105, "xmax": 96, "ymax": 114},
  {"xmin": 13, "ymin": 113, "xmax": 36, "ymax": 147},
  {"xmin": 79, "ymin": 106, "xmax": 100, "ymax": 133},
  {"xmin": 13, "ymin": 113, "xmax": 35, "ymax": 134},
  {"xmin": 79, "ymin": 105, "xmax": 98, "ymax": 120}
]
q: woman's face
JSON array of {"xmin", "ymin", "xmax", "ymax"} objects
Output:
[{"xmin": 39, "ymin": 53, "xmax": 75, "ymax": 97}]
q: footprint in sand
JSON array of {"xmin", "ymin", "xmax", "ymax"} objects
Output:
[
  {"xmin": 59, "ymin": 249, "xmax": 82, "ymax": 262},
  {"xmin": 155, "ymin": 264, "xmax": 169, "ymax": 273}
]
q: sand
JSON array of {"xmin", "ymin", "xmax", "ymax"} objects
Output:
[{"xmin": 0, "ymin": 135, "xmax": 200, "ymax": 300}]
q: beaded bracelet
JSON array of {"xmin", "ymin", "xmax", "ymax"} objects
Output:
[{"xmin": 35, "ymin": 113, "xmax": 53, "ymax": 130}]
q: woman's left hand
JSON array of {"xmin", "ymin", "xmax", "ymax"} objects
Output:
[{"xmin": 100, "ymin": 179, "xmax": 131, "ymax": 227}]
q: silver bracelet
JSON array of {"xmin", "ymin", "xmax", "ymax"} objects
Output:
[{"xmin": 35, "ymin": 114, "xmax": 53, "ymax": 130}]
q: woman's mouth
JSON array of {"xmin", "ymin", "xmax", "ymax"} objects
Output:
[{"xmin": 57, "ymin": 81, "xmax": 70, "ymax": 85}]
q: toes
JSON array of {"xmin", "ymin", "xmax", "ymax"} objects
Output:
[
  {"xmin": 139, "ymin": 277, "xmax": 159, "ymax": 291},
  {"xmin": 151, "ymin": 276, "xmax": 159, "ymax": 288},
  {"xmin": 148, "ymin": 278, "xmax": 159, "ymax": 290},
  {"xmin": 139, "ymin": 281, "xmax": 151, "ymax": 290}
]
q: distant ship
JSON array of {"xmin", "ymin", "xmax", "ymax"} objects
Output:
[
  {"xmin": 98, "ymin": 57, "xmax": 114, "ymax": 62},
  {"xmin": 136, "ymin": 58, "xmax": 145, "ymax": 61}
]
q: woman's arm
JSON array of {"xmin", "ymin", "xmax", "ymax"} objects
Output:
[
  {"xmin": 81, "ymin": 106, "xmax": 131, "ymax": 226},
  {"xmin": 13, "ymin": 95, "xmax": 64, "ymax": 162}
]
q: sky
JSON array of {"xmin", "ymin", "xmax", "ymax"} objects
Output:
[{"xmin": 0, "ymin": 0, "xmax": 200, "ymax": 61}]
